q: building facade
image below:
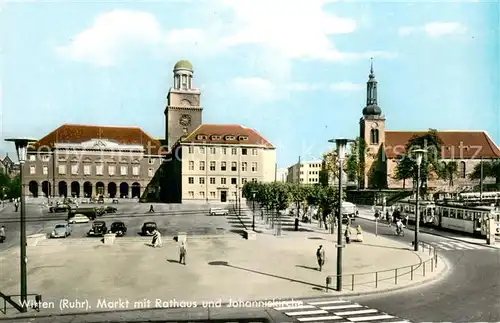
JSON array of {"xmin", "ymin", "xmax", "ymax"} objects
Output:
[
  {"xmin": 286, "ymin": 160, "xmax": 322, "ymax": 185},
  {"xmin": 276, "ymin": 168, "xmax": 288, "ymax": 182},
  {"xmin": 359, "ymin": 61, "xmax": 500, "ymax": 190},
  {"xmin": 24, "ymin": 125, "xmax": 163, "ymax": 199},
  {"xmin": 162, "ymin": 124, "xmax": 276, "ymax": 203}
]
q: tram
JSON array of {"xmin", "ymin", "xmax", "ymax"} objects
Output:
[
  {"xmin": 434, "ymin": 202, "xmax": 500, "ymax": 236},
  {"xmin": 394, "ymin": 199, "xmax": 500, "ymax": 236},
  {"xmin": 394, "ymin": 200, "xmax": 436, "ymax": 224},
  {"xmin": 459, "ymin": 191, "xmax": 500, "ymax": 203}
]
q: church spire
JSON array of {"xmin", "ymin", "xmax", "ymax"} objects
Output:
[{"xmin": 362, "ymin": 58, "xmax": 382, "ymax": 116}]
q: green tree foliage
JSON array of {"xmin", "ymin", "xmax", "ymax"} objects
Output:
[
  {"xmin": 469, "ymin": 159, "xmax": 500, "ymax": 185},
  {"xmin": 0, "ymin": 173, "xmax": 20, "ymax": 199},
  {"xmin": 394, "ymin": 129, "xmax": 443, "ymax": 191},
  {"xmin": 438, "ymin": 161, "xmax": 458, "ymax": 187}
]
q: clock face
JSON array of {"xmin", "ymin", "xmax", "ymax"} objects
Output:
[
  {"xmin": 179, "ymin": 114, "xmax": 192, "ymax": 126},
  {"xmin": 180, "ymin": 99, "xmax": 191, "ymax": 106},
  {"xmin": 371, "ymin": 122, "xmax": 378, "ymax": 129}
]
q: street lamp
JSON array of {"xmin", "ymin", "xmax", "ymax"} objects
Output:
[
  {"xmin": 251, "ymin": 190, "xmax": 257, "ymax": 231},
  {"xmin": 328, "ymin": 138, "xmax": 354, "ymax": 292},
  {"xmin": 5, "ymin": 137, "xmax": 37, "ymax": 313},
  {"xmin": 413, "ymin": 148, "xmax": 426, "ymax": 252}
]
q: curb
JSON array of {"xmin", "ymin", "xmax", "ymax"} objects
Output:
[{"xmin": 356, "ymin": 215, "xmax": 500, "ymax": 250}]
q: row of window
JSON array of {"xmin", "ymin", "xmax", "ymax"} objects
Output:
[
  {"xmin": 29, "ymin": 165, "xmax": 154, "ymax": 177},
  {"xmin": 187, "ymin": 191, "xmax": 240, "ymax": 199},
  {"xmin": 299, "ymin": 170, "xmax": 319, "ymax": 175},
  {"xmin": 187, "ymin": 177, "xmax": 258, "ymax": 185},
  {"xmin": 188, "ymin": 161, "xmax": 258, "ymax": 172},
  {"xmin": 28, "ymin": 155, "xmax": 156, "ymax": 164},
  {"xmin": 187, "ymin": 147, "xmax": 258, "ymax": 156},
  {"xmin": 300, "ymin": 163, "xmax": 321, "ymax": 168}
]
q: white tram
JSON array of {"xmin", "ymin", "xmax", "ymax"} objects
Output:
[
  {"xmin": 394, "ymin": 200, "xmax": 436, "ymax": 224},
  {"xmin": 459, "ymin": 191, "xmax": 500, "ymax": 203},
  {"xmin": 434, "ymin": 203, "xmax": 500, "ymax": 236}
]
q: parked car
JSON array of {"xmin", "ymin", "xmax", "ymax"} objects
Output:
[
  {"xmin": 49, "ymin": 204, "xmax": 71, "ymax": 213},
  {"xmin": 97, "ymin": 195, "xmax": 105, "ymax": 204},
  {"xmin": 104, "ymin": 206, "xmax": 118, "ymax": 213},
  {"xmin": 209, "ymin": 208, "xmax": 229, "ymax": 216},
  {"xmin": 110, "ymin": 222, "xmax": 127, "ymax": 236},
  {"xmin": 87, "ymin": 221, "xmax": 108, "ymax": 237},
  {"xmin": 50, "ymin": 223, "xmax": 72, "ymax": 238},
  {"xmin": 69, "ymin": 207, "xmax": 98, "ymax": 220},
  {"xmin": 67, "ymin": 214, "xmax": 90, "ymax": 224},
  {"xmin": 341, "ymin": 202, "xmax": 357, "ymax": 223},
  {"xmin": 141, "ymin": 222, "xmax": 157, "ymax": 236}
]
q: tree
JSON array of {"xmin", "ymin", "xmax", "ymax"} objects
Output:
[
  {"xmin": 438, "ymin": 161, "xmax": 458, "ymax": 187},
  {"xmin": 288, "ymin": 183, "xmax": 308, "ymax": 216},
  {"xmin": 321, "ymin": 149, "xmax": 347, "ymax": 185},
  {"xmin": 393, "ymin": 155, "xmax": 414, "ymax": 189},
  {"xmin": 469, "ymin": 159, "xmax": 500, "ymax": 185}
]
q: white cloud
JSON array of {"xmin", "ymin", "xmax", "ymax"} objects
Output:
[
  {"xmin": 56, "ymin": 10, "xmax": 163, "ymax": 66},
  {"xmin": 398, "ymin": 22, "xmax": 467, "ymax": 38},
  {"xmin": 231, "ymin": 77, "xmax": 363, "ymax": 101}
]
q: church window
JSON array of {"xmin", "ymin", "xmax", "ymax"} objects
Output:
[
  {"xmin": 460, "ymin": 161, "xmax": 466, "ymax": 178},
  {"xmin": 370, "ymin": 129, "xmax": 379, "ymax": 145}
]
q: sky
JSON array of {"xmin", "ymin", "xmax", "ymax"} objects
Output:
[{"xmin": 0, "ymin": 0, "xmax": 498, "ymax": 168}]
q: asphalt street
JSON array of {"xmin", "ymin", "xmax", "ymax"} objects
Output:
[
  {"xmin": 345, "ymin": 217, "xmax": 500, "ymax": 322},
  {"xmin": 0, "ymin": 202, "xmax": 233, "ymax": 252}
]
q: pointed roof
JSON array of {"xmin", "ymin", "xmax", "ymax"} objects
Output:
[
  {"xmin": 2, "ymin": 154, "xmax": 13, "ymax": 166},
  {"xmin": 384, "ymin": 130, "xmax": 500, "ymax": 159},
  {"xmin": 30, "ymin": 124, "xmax": 163, "ymax": 155}
]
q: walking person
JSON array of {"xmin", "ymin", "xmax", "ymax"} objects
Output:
[
  {"xmin": 316, "ymin": 245, "xmax": 325, "ymax": 271},
  {"xmin": 149, "ymin": 204, "xmax": 155, "ymax": 213},
  {"xmin": 151, "ymin": 229, "xmax": 161, "ymax": 247},
  {"xmin": 294, "ymin": 217, "xmax": 299, "ymax": 231},
  {"xmin": 356, "ymin": 224, "xmax": 363, "ymax": 242},
  {"xmin": 0, "ymin": 225, "xmax": 5, "ymax": 243},
  {"xmin": 179, "ymin": 242, "xmax": 187, "ymax": 265},
  {"xmin": 344, "ymin": 226, "xmax": 351, "ymax": 244}
]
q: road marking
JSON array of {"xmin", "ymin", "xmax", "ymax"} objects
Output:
[
  {"xmin": 434, "ymin": 242, "xmax": 452, "ymax": 250},
  {"xmin": 334, "ymin": 309, "xmax": 378, "ymax": 316},
  {"xmin": 274, "ymin": 305, "xmax": 316, "ymax": 311},
  {"xmin": 297, "ymin": 315, "xmax": 343, "ymax": 322},
  {"xmin": 449, "ymin": 241, "xmax": 476, "ymax": 250},
  {"xmin": 320, "ymin": 304, "xmax": 362, "ymax": 310},
  {"xmin": 285, "ymin": 310, "xmax": 329, "ymax": 316},
  {"xmin": 308, "ymin": 300, "xmax": 349, "ymax": 306},
  {"xmin": 438, "ymin": 241, "xmax": 460, "ymax": 249},
  {"xmin": 348, "ymin": 314, "xmax": 394, "ymax": 321}
]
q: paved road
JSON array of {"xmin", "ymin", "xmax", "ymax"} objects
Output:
[
  {"xmin": 345, "ymin": 217, "xmax": 500, "ymax": 322},
  {"xmin": 0, "ymin": 203, "xmax": 234, "ymax": 252}
]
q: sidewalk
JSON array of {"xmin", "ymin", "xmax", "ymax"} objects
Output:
[
  {"xmin": 0, "ymin": 224, "xmax": 447, "ymax": 318},
  {"xmin": 356, "ymin": 207, "xmax": 500, "ymax": 249}
]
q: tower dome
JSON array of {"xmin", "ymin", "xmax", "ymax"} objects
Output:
[
  {"xmin": 362, "ymin": 104, "xmax": 382, "ymax": 116},
  {"xmin": 174, "ymin": 60, "xmax": 193, "ymax": 71}
]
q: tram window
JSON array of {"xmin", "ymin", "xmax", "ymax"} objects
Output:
[
  {"xmin": 436, "ymin": 207, "xmax": 441, "ymax": 216},
  {"xmin": 456, "ymin": 210, "xmax": 463, "ymax": 220},
  {"xmin": 449, "ymin": 209, "xmax": 456, "ymax": 218},
  {"xmin": 464, "ymin": 211, "xmax": 472, "ymax": 221},
  {"xmin": 443, "ymin": 209, "xmax": 449, "ymax": 217}
]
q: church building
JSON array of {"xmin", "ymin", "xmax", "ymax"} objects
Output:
[{"xmin": 359, "ymin": 61, "xmax": 500, "ymax": 191}]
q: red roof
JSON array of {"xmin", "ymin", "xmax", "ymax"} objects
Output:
[
  {"xmin": 180, "ymin": 124, "xmax": 274, "ymax": 148},
  {"xmin": 31, "ymin": 124, "xmax": 163, "ymax": 155},
  {"xmin": 384, "ymin": 130, "xmax": 500, "ymax": 159}
]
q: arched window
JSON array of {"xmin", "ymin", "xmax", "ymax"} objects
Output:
[
  {"xmin": 460, "ymin": 161, "xmax": 466, "ymax": 178},
  {"xmin": 370, "ymin": 129, "xmax": 379, "ymax": 145}
]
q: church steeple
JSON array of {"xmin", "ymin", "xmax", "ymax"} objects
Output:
[{"xmin": 362, "ymin": 58, "xmax": 382, "ymax": 116}]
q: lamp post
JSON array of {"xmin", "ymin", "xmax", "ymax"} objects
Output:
[
  {"xmin": 413, "ymin": 148, "xmax": 426, "ymax": 252},
  {"xmin": 5, "ymin": 137, "xmax": 36, "ymax": 313},
  {"xmin": 252, "ymin": 190, "xmax": 257, "ymax": 231},
  {"xmin": 328, "ymin": 138, "xmax": 353, "ymax": 292}
]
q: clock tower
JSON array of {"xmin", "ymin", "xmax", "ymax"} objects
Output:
[
  {"xmin": 165, "ymin": 60, "xmax": 203, "ymax": 150},
  {"xmin": 359, "ymin": 59, "xmax": 386, "ymax": 188}
]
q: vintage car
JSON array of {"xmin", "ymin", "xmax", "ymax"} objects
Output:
[
  {"xmin": 50, "ymin": 223, "xmax": 72, "ymax": 238},
  {"xmin": 67, "ymin": 214, "xmax": 90, "ymax": 224},
  {"xmin": 110, "ymin": 222, "xmax": 127, "ymax": 236},
  {"xmin": 97, "ymin": 195, "xmax": 105, "ymax": 204},
  {"xmin": 104, "ymin": 206, "xmax": 118, "ymax": 214},
  {"xmin": 69, "ymin": 207, "xmax": 101, "ymax": 220},
  {"xmin": 49, "ymin": 204, "xmax": 71, "ymax": 213},
  {"xmin": 87, "ymin": 221, "xmax": 108, "ymax": 237},
  {"xmin": 141, "ymin": 222, "xmax": 157, "ymax": 236},
  {"xmin": 209, "ymin": 208, "xmax": 229, "ymax": 216}
]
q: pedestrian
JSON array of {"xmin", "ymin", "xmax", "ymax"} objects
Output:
[
  {"xmin": 14, "ymin": 201, "xmax": 19, "ymax": 212},
  {"xmin": 179, "ymin": 242, "xmax": 187, "ymax": 265},
  {"xmin": 149, "ymin": 204, "xmax": 155, "ymax": 213},
  {"xmin": 344, "ymin": 226, "xmax": 351, "ymax": 244},
  {"xmin": 356, "ymin": 224, "xmax": 363, "ymax": 242},
  {"xmin": 0, "ymin": 225, "xmax": 5, "ymax": 243},
  {"xmin": 294, "ymin": 217, "xmax": 299, "ymax": 231},
  {"xmin": 151, "ymin": 229, "xmax": 161, "ymax": 247},
  {"xmin": 316, "ymin": 245, "xmax": 325, "ymax": 271}
]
